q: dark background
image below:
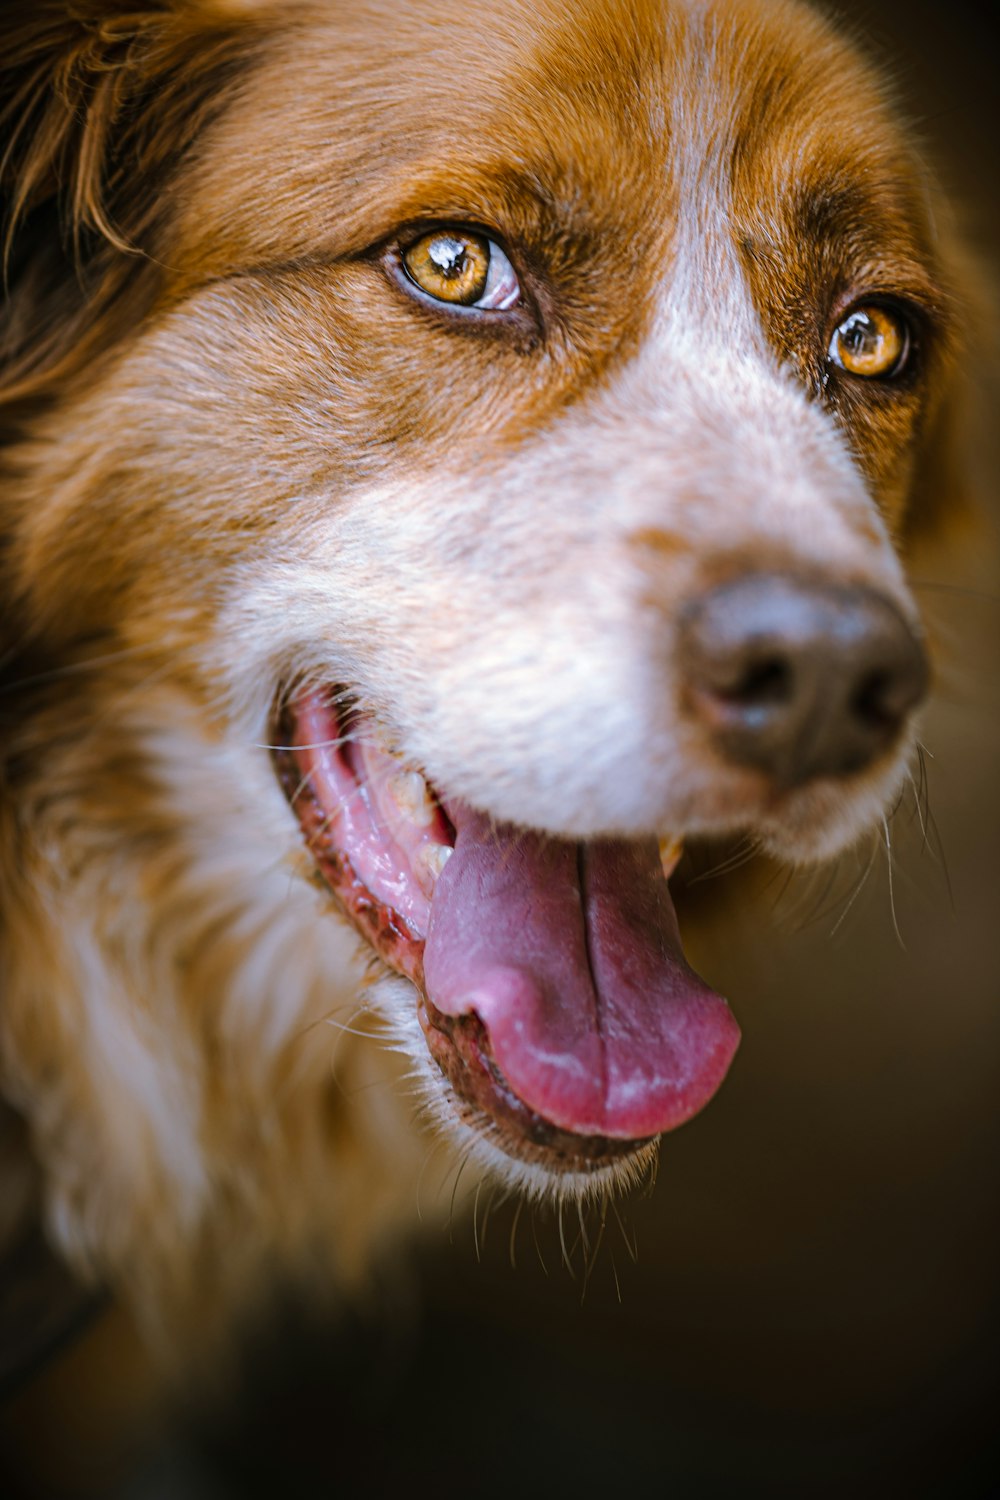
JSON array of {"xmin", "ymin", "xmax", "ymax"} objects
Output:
[{"xmin": 3, "ymin": 2, "xmax": 998, "ymax": 1496}]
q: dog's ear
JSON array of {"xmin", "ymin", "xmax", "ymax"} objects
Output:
[
  {"xmin": 0, "ymin": 1, "xmax": 271, "ymax": 406},
  {"xmin": 0, "ymin": 0, "xmax": 272, "ymax": 255}
]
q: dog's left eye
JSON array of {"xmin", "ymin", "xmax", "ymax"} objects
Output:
[
  {"xmin": 401, "ymin": 230, "xmax": 520, "ymax": 310},
  {"xmin": 827, "ymin": 303, "xmax": 910, "ymax": 379}
]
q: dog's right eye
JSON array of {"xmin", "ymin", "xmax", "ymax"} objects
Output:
[{"xmin": 400, "ymin": 230, "xmax": 520, "ymax": 311}]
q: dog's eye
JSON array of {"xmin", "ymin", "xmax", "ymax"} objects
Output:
[
  {"xmin": 828, "ymin": 303, "xmax": 910, "ymax": 379},
  {"xmin": 401, "ymin": 230, "xmax": 520, "ymax": 310}
]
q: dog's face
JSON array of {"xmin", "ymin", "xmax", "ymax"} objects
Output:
[{"xmin": 0, "ymin": 0, "xmax": 962, "ymax": 1236}]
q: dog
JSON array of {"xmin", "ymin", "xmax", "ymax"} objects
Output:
[{"xmin": 0, "ymin": 0, "xmax": 971, "ymax": 1358}]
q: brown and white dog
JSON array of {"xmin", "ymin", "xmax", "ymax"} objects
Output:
[{"xmin": 0, "ymin": 0, "xmax": 970, "ymax": 1352}]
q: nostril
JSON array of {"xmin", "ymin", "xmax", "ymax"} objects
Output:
[
  {"xmin": 721, "ymin": 655, "xmax": 794, "ymax": 708},
  {"xmin": 851, "ymin": 668, "xmax": 901, "ymax": 732}
]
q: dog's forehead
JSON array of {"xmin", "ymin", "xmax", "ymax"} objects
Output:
[{"xmin": 180, "ymin": 0, "xmax": 928, "ymax": 282}]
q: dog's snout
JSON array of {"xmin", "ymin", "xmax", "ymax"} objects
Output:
[{"xmin": 678, "ymin": 574, "xmax": 929, "ymax": 785}]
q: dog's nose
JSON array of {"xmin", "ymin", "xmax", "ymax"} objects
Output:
[{"xmin": 677, "ymin": 574, "xmax": 929, "ymax": 785}]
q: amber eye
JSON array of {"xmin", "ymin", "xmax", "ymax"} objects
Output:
[
  {"xmin": 401, "ymin": 230, "xmax": 520, "ymax": 310},
  {"xmin": 828, "ymin": 303, "xmax": 910, "ymax": 379}
]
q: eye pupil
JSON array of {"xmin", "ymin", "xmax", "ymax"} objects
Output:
[
  {"xmin": 843, "ymin": 314, "xmax": 873, "ymax": 351},
  {"xmin": 428, "ymin": 237, "xmax": 467, "ymax": 280}
]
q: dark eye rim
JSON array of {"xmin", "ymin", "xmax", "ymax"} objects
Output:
[
  {"xmin": 380, "ymin": 219, "xmax": 540, "ymax": 335},
  {"xmin": 824, "ymin": 294, "xmax": 920, "ymax": 384}
]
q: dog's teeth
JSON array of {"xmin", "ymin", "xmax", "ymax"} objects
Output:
[
  {"xmin": 658, "ymin": 836, "xmax": 683, "ymax": 880},
  {"xmin": 388, "ymin": 770, "xmax": 435, "ymax": 827},
  {"xmin": 418, "ymin": 843, "xmax": 453, "ymax": 885}
]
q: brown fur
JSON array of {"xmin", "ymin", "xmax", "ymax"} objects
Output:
[{"xmin": 0, "ymin": 0, "xmax": 975, "ymax": 1356}]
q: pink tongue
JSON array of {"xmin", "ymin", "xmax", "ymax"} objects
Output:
[{"xmin": 424, "ymin": 807, "xmax": 740, "ymax": 1139}]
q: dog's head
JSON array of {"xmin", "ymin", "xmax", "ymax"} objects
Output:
[{"xmin": 0, "ymin": 0, "xmax": 966, "ymax": 1202}]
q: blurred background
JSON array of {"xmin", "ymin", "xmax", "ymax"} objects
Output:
[{"xmin": 2, "ymin": 1, "xmax": 997, "ymax": 1495}]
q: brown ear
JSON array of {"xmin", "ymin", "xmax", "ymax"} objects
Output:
[
  {"xmin": 1, "ymin": 0, "xmax": 272, "ymax": 253},
  {"xmin": 0, "ymin": 1, "xmax": 270, "ymax": 408}
]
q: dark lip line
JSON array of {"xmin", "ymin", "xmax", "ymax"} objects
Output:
[
  {"xmin": 417, "ymin": 998, "xmax": 653, "ymax": 1170},
  {"xmin": 271, "ymin": 729, "xmax": 654, "ymax": 1173}
]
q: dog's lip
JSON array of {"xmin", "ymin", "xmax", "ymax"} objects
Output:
[
  {"xmin": 416, "ymin": 998, "xmax": 653, "ymax": 1169},
  {"xmin": 274, "ymin": 687, "xmax": 740, "ymax": 1164}
]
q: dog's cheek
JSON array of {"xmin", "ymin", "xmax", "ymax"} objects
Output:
[{"xmin": 9, "ymin": 268, "xmax": 556, "ymax": 649}]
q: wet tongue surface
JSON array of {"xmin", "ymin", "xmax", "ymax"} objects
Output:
[{"xmin": 424, "ymin": 806, "xmax": 741, "ymax": 1139}]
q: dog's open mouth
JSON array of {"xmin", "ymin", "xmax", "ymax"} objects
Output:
[{"xmin": 274, "ymin": 688, "xmax": 740, "ymax": 1173}]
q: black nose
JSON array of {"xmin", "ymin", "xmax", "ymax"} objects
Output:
[{"xmin": 678, "ymin": 574, "xmax": 929, "ymax": 785}]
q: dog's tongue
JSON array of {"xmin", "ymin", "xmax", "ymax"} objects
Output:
[{"xmin": 424, "ymin": 807, "xmax": 740, "ymax": 1138}]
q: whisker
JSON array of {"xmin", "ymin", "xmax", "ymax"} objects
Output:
[
  {"xmin": 509, "ymin": 1198, "xmax": 524, "ymax": 1271},
  {"xmin": 320, "ymin": 1013, "xmax": 378, "ymax": 1044},
  {"xmin": 472, "ymin": 1180, "xmax": 483, "ymax": 1262},
  {"xmin": 913, "ymin": 745, "xmax": 931, "ymax": 853},
  {"xmin": 688, "ymin": 835, "xmax": 758, "ymax": 885},
  {"xmin": 882, "ymin": 815, "xmax": 905, "ymax": 950},
  {"xmin": 585, "ymin": 1195, "xmax": 609, "ymax": 1290},
  {"xmin": 0, "ymin": 642, "xmax": 159, "ymax": 695},
  {"xmin": 576, "ymin": 1199, "xmax": 590, "ymax": 1263},
  {"xmin": 447, "ymin": 1145, "xmax": 475, "ymax": 1240},
  {"xmin": 907, "ymin": 770, "xmax": 929, "ymax": 850},
  {"xmin": 322, "ymin": 1004, "xmax": 378, "ymax": 1099},
  {"xmin": 566, "ymin": 1199, "xmax": 591, "ymax": 1269},
  {"xmin": 766, "ymin": 863, "xmax": 799, "ymax": 920},
  {"xmin": 414, "ymin": 1136, "xmax": 447, "ymax": 1223},
  {"xmin": 479, "ymin": 1186, "xmax": 507, "ymax": 1254},
  {"xmin": 611, "ymin": 1199, "xmax": 639, "ymax": 1264},
  {"xmin": 829, "ymin": 837, "xmax": 879, "ymax": 938},
  {"xmin": 924, "ymin": 804, "xmax": 955, "ymax": 913},
  {"xmin": 531, "ymin": 1211, "xmax": 549, "ymax": 1277},
  {"xmin": 255, "ymin": 733, "xmax": 364, "ymax": 755},
  {"xmin": 643, "ymin": 1146, "xmax": 659, "ymax": 1198},
  {"xmin": 577, "ymin": 1202, "xmax": 599, "ymax": 1304},
  {"xmin": 792, "ymin": 861, "xmax": 844, "ymax": 933},
  {"xmin": 911, "ymin": 745, "xmax": 955, "ymax": 909},
  {"xmin": 910, "ymin": 578, "xmax": 1000, "ymax": 605},
  {"xmin": 557, "ymin": 1200, "xmax": 576, "ymax": 1280},
  {"xmin": 286, "ymin": 763, "xmax": 318, "ymax": 812}
]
